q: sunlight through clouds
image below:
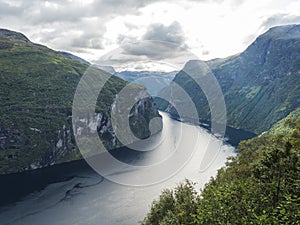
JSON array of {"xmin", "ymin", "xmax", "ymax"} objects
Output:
[{"xmin": 1, "ymin": 0, "xmax": 300, "ymax": 70}]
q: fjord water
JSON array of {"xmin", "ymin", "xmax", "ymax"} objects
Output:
[{"xmin": 0, "ymin": 112, "xmax": 236, "ymax": 225}]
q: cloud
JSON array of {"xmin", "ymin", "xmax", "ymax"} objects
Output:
[
  {"xmin": 119, "ymin": 21, "xmax": 188, "ymax": 62},
  {"xmin": 0, "ymin": 2, "xmax": 23, "ymax": 17},
  {"xmin": 121, "ymin": 40, "xmax": 183, "ymax": 59},
  {"xmin": 142, "ymin": 22, "xmax": 185, "ymax": 45},
  {"xmin": 260, "ymin": 13, "xmax": 300, "ymax": 30},
  {"xmin": 96, "ymin": 25, "xmax": 195, "ymax": 71},
  {"xmin": 71, "ymin": 36, "xmax": 104, "ymax": 49},
  {"xmin": 243, "ymin": 34, "xmax": 257, "ymax": 46},
  {"xmin": 91, "ymin": 0, "xmax": 162, "ymax": 14},
  {"xmin": 0, "ymin": 0, "xmax": 164, "ymax": 53},
  {"xmin": 26, "ymin": 0, "xmax": 162, "ymax": 25},
  {"xmin": 187, "ymin": 0, "xmax": 245, "ymax": 6},
  {"xmin": 1, "ymin": 0, "xmax": 298, "ymax": 71},
  {"xmin": 0, "ymin": 0, "xmax": 162, "ymax": 23},
  {"xmin": 202, "ymin": 50, "xmax": 210, "ymax": 55}
]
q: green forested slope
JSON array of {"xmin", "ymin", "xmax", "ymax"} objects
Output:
[
  {"xmin": 0, "ymin": 29, "xmax": 160, "ymax": 174},
  {"xmin": 142, "ymin": 108, "xmax": 300, "ymax": 224},
  {"xmin": 158, "ymin": 25, "xmax": 300, "ymax": 134}
]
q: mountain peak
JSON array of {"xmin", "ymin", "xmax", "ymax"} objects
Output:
[
  {"xmin": 263, "ymin": 24, "xmax": 300, "ymax": 40},
  {"xmin": 161, "ymin": 24, "xmax": 300, "ymax": 134},
  {"xmin": 0, "ymin": 28, "xmax": 30, "ymax": 42},
  {"xmin": 239, "ymin": 24, "xmax": 300, "ymax": 69}
]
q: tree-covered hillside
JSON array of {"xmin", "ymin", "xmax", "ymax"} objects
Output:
[
  {"xmin": 158, "ymin": 25, "xmax": 300, "ymax": 134},
  {"xmin": 0, "ymin": 29, "xmax": 161, "ymax": 174},
  {"xmin": 142, "ymin": 108, "xmax": 300, "ymax": 224}
]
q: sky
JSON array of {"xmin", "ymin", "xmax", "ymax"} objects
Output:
[{"xmin": 1, "ymin": 0, "xmax": 300, "ymax": 71}]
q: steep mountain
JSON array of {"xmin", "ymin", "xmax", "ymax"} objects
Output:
[
  {"xmin": 158, "ymin": 25, "xmax": 300, "ymax": 134},
  {"xmin": 116, "ymin": 70, "xmax": 177, "ymax": 96},
  {"xmin": 0, "ymin": 29, "xmax": 161, "ymax": 175}
]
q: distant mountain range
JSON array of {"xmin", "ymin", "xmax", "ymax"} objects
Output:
[
  {"xmin": 58, "ymin": 61, "xmax": 177, "ymax": 96},
  {"xmin": 54, "ymin": 53, "xmax": 178, "ymax": 96},
  {"xmin": 158, "ymin": 24, "xmax": 300, "ymax": 134},
  {"xmin": 115, "ymin": 70, "xmax": 177, "ymax": 96},
  {"xmin": 96, "ymin": 65, "xmax": 116, "ymax": 75}
]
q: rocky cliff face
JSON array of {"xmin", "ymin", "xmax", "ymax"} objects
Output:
[
  {"xmin": 0, "ymin": 29, "xmax": 161, "ymax": 175},
  {"xmin": 158, "ymin": 25, "xmax": 300, "ymax": 134}
]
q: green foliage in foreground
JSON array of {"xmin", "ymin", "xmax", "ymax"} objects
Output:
[{"xmin": 142, "ymin": 109, "xmax": 300, "ymax": 225}]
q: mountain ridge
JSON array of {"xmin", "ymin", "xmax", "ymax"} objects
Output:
[
  {"xmin": 115, "ymin": 70, "xmax": 177, "ymax": 95},
  {"xmin": 0, "ymin": 28, "xmax": 30, "ymax": 42},
  {"xmin": 158, "ymin": 24, "xmax": 300, "ymax": 134}
]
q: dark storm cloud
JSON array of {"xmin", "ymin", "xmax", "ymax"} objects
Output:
[{"xmin": 260, "ymin": 14, "xmax": 300, "ymax": 30}]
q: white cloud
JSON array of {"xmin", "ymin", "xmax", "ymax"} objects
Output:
[{"xmin": 0, "ymin": 0, "xmax": 299, "ymax": 70}]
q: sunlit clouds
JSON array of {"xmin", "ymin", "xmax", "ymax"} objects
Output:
[{"xmin": 0, "ymin": 0, "xmax": 300, "ymax": 70}]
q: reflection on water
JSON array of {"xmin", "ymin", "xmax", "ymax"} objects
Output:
[{"xmin": 0, "ymin": 112, "xmax": 236, "ymax": 225}]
